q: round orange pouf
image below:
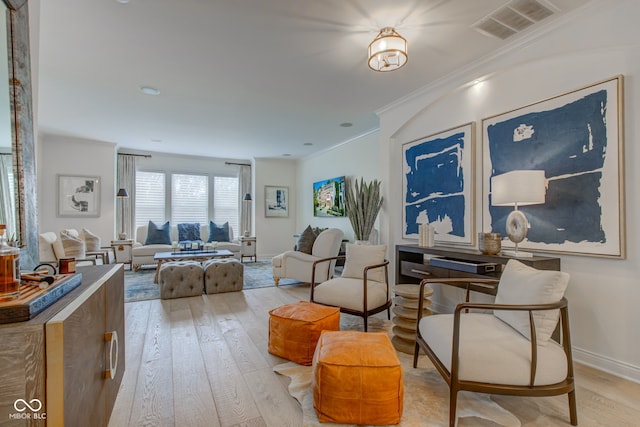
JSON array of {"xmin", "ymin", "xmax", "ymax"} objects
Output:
[
  {"xmin": 268, "ymin": 301, "xmax": 340, "ymax": 366},
  {"xmin": 312, "ymin": 330, "xmax": 404, "ymax": 425}
]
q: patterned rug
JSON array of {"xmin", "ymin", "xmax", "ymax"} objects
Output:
[
  {"xmin": 124, "ymin": 260, "xmax": 301, "ymax": 302},
  {"xmin": 274, "ymin": 317, "xmax": 520, "ymax": 427}
]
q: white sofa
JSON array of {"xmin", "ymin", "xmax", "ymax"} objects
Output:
[{"xmin": 132, "ymin": 224, "xmax": 241, "ymax": 270}]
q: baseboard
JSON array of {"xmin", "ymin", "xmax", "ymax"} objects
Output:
[{"xmin": 573, "ymin": 346, "xmax": 640, "ymax": 384}]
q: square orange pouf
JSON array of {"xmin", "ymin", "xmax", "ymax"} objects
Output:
[
  {"xmin": 312, "ymin": 330, "xmax": 404, "ymax": 425},
  {"xmin": 268, "ymin": 301, "xmax": 340, "ymax": 366}
]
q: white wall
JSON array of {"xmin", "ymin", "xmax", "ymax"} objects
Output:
[
  {"xmin": 254, "ymin": 158, "xmax": 297, "ymax": 258},
  {"xmin": 378, "ymin": 0, "xmax": 640, "ymax": 381},
  {"xmin": 296, "ymin": 131, "xmax": 380, "ymax": 243},
  {"xmin": 37, "ymin": 134, "xmax": 117, "ymax": 246}
]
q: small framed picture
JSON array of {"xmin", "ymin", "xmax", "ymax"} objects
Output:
[
  {"xmin": 57, "ymin": 175, "xmax": 101, "ymax": 217},
  {"xmin": 265, "ymin": 186, "xmax": 289, "ymax": 217}
]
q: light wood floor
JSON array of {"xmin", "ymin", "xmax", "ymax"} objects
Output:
[{"xmin": 109, "ymin": 283, "xmax": 640, "ymax": 427}]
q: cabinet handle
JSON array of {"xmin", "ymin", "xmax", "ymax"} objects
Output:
[
  {"xmin": 104, "ymin": 331, "xmax": 119, "ymax": 380},
  {"xmin": 410, "ymin": 269, "xmax": 431, "ymax": 276}
]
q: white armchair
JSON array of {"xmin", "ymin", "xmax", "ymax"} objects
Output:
[
  {"xmin": 271, "ymin": 228, "xmax": 343, "ymax": 286},
  {"xmin": 38, "ymin": 231, "xmax": 102, "ymax": 267},
  {"xmin": 413, "ymin": 260, "xmax": 576, "ymax": 426},
  {"xmin": 310, "ymin": 243, "xmax": 391, "ymax": 332}
]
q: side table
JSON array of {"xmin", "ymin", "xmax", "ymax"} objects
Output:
[
  {"xmin": 240, "ymin": 236, "xmax": 257, "ymax": 262},
  {"xmin": 111, "ymin": 239, "xmax": 133, "ymax": 270},
  {"xmin": 391, "ymin": 284, "xmax": 433, "ymax": 354}
]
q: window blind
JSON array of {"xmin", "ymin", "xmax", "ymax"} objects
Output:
[
  {"xmin": 171, "ymin": 173, "xmax": 208, "ymax": 224},
  {"xmin": 213, "ymin": 176, "xmax": 239, "ymax": 235},
  {"xmin": 135, "ymin": 171, "xmax": 166, "ymax": 228}
]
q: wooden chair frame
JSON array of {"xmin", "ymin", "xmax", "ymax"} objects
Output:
[
  {"xmin": 310, "ymin": 255, "xmax": 391, "ymax": 332},
  {"xmin": 413, "ymin": 278, "xmax": 577, "ymax": 427}
]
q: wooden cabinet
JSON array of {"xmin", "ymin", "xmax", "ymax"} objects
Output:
[{"xmin": 0, "ymin": 265, "xmax": 124, "ymax": 426}]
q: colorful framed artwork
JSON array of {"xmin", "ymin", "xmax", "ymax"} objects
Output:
[
  {"xmin": 402, "ymin": 122, "xmax": 475, "ymax": 246},
  {"xmin": 482, "ymin": 75, "xmax": 625, "ymax": 258},
  {"xmin": 265, "ymin": 186, "xmax": 289, "ymax": 217},
  {"xmin": 313, "ymin": 176, "xmax": 346, "ymax": 217},
  {"xmin": 57, "ymin": 175, "xmax": 101, "ymax": 217}
]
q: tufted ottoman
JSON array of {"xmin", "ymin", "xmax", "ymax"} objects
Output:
[
  {"xmin": 268, "ymin": 301, "xmax": 340, "ymax": 366},
  {"xmin": 158, "ymin": 260, "xmax": 204, "ymax": 299},
  {"xmin": 203, "ymin": 258, "xmax": 244, "ymax": 294},
  {"xmin": 312, "ymin": 330, "xmax": 404, "ymax": 425}
]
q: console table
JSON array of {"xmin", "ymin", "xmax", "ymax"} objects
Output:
[{"xmin": 395, "ymin": 244, "xmax": 560, "ymax": 295}]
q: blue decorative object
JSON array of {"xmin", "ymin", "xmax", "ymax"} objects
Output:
[
  {"xmin": 208, "ymin": 221, "xmax": 230, "ymax": 242},
  {"xmin": 145, "ymin": 221, "xmax": 172, "ymax": 245},
  {"xmin": 482, "ymin": 76, "xmax": 624, "ymax": 258},
  {"xmin": 178, "ymin": 223, "xmax": 201, "ymax": 241},
  {"xmin": 402, "ymin": 123, "xmax": 475, "ymax": 245}
]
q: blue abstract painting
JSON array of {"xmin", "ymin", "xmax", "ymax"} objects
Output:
[
  {"xmin": 482, "ymin": 76, "xmax": 624, "ymax": 257},
  {"xmin": 403, "ymin": 123, "xmax": 474, "ymax": 245}
]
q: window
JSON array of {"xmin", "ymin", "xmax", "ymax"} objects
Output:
[
  {"xmin": 213, "ymin": 176, "xmax": 239, "ymax": 235},
  {"xmin": 135, "ymin": 171, "xmax": 165, "ymax": 228},
  {"xmin": 134, "ymin": 171, "xmax": 240, "ymax": 235},
  {"xmin": 171, "ymin": 174, "xmax": 208, "ymax": 224}
]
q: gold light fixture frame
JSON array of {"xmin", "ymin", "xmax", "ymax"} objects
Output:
[{"xmin": 368, "ymin": 27, "xmax": 408, "ymax": 72}]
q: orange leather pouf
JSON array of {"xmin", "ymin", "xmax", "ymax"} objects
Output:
[
  {"xmin": 312, "ymin": 330, "xmax": 404, "ymax": 425},
  {"xmin": 268, "ymin": 301, "xmax": 340, "ymax": 366}
]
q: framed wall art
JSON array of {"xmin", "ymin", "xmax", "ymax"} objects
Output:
[
  {"xmin": 265, "ymin": 186, "xmax": 289, "ymax": 217},
  {"xmin": 313, "ymin": 176, "xmax": 346, "ymax": 217},
  {"xmin": 402, "ymin": 122, "xmax": 475, "ymax": 245},
  {"xmin": 57, "ymin": 175, "xmax": 101, "ymax": 217},
  {"xmin": 482, "ymin": 75, "xmax": 625, "ymax": 258}
]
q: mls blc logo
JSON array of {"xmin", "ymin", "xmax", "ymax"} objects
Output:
[{"xmin": 9, "ymin": 398, "xmax": 46, "ymax": 420}]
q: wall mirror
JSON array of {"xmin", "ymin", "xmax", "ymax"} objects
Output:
[{"xmin": 2, "ymin": 0, "xmax": 32, "ymax": 250}]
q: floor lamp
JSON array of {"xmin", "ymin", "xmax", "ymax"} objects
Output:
[
  {"xmin": 117, "ymin": 188, "xmax": 129, "ymax": 240},
  {"xmin": 491, "ymin": 170, "xmax": 546, "ymax": 257}
]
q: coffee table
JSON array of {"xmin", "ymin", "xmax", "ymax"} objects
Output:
[{"xmin": 153, "ymin": 249, "xmax": 234, "ymax": 283}]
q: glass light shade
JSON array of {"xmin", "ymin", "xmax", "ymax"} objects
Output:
[
  {"xmin": 491, "ymin": 170, "xmax": 546, "ymax": 206},
  {"xmin": 368, "ymin": 27, "xmax": 408, "ymax": 72}
]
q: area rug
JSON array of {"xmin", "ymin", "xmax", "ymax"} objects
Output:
[
  {"xmin": 273, "ymin": 317, "xmax": 521, "ymax": 427},
  {"xmin": 124, "ymin": 260, "xmax": 301, "ymax": 302}
]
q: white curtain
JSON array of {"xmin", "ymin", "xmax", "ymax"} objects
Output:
[
  {"xmin": 117, "ymin": 154, "xmax": 136, "ymax": 239},
  {"xmin": 239, "ymin": 164, "xmax": 252, "ymax": 236},
  {"xmin": 0, "ymin": 154, "xmax": 15, "ymax": 239}
]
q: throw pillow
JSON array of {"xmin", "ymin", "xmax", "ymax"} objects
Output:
[
  {"xmin": 494, "ymin": 259, "xmax": 570, "ymax": 345},
  {"xmin": 60, "ymin": 230, "xmax": 86, "ymax": 259},
  {"xmin": 62, "ymin": 228, "xmax": 81, "ymax": 239},
  {"xmin": 82, "ymin": 228, "xmax": 102, "ymax": 252},
  {"xmin": 342, "ymin": 243, "xmax": 386, "ymax": 283},
  {"xmin": 296, "ymin": 225, "xmax": 317, "ymax": 254},
  {"xmin": 178, "ymin": 223, "xmax": 201, "ymax": 242},
  {"xmin": 145, "ymin": 221, "xmax": 172, "ymax": 245},
  {"xmin": 208, "ymin": 221, "xmax": 230, "ymax": 242}
]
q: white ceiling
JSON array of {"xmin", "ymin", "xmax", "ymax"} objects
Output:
[{"xmin": 37, "ymin": 0, "xmax": 587, "ymax": 159}]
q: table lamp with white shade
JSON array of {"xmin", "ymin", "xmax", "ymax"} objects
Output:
[{"xmin": 491, "ymin": 170, "xmax": 547, "ymax": 257}]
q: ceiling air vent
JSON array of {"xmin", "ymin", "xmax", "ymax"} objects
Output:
[{"xmin": 473, "ymin": 0, "xmax": 558, "ymax": 40}]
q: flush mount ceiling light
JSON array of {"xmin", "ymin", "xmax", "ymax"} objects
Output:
[
  {"xmin": 368, "ymin": 27, "xmax": 408, "ymax": 72},
  {"xmin": 140, "ymin": 86, "xmax": 160, "ymax": 95}
]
